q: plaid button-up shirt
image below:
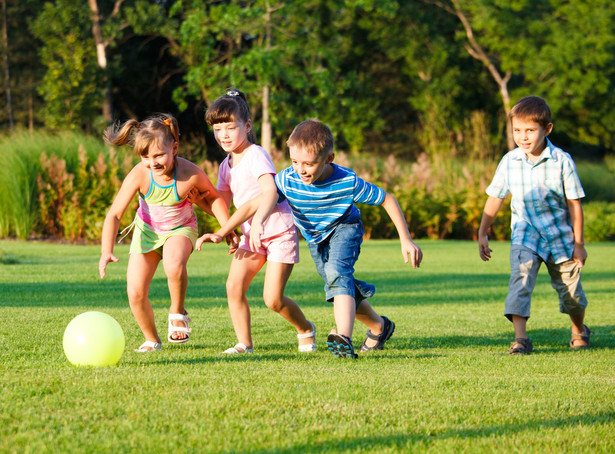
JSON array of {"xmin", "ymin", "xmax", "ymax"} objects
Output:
[{"xmin": 486, "ymin": 139, "xmax": 585, "ymax": 264}]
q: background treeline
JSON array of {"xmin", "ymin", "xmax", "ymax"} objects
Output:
[{"xmin": 1, "ymin": 0, "xmax": 615, "ymax": 242}]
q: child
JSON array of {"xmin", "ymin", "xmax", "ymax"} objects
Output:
[
  {"xmin": 478, "ymin": 96, "xmax": 591, "ymax": 355},
  {"xmin": 195, "ymin": 90, "xmax": 316, "ymax": 354},
  {"xmin": 203, "ymin": 119, "xmax": 423, "ymax": 359},
  {"xmin": 99, "ymin": 113, "xmax": 231, "ymax": 352}
]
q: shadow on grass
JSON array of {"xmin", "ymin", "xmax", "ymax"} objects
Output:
[
  {"xmin": 392, "ymin": 325, "xmax": 615, "ymax": 351},
  {"xmin": 246, "ymin": 411, "xmax": 615, "ymax": 453}
]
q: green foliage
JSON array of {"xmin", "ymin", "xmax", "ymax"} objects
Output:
[
  {"xmin": 30, "ymin": 0, "xmax": 104, "ymax": 130},
  {"xmin": 584, "ymin": 202, "xmax": 615, "ymax": 242}
]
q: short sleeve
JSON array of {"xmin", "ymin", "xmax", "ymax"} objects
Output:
[
  {"xmin": 486, "ymin": 156, "xmax": 510, "ymax": 199},
  {"xmin": 353, "ymin": 176, "xmax": 386, "ymax": 206},
  {"xmin": 562, "ymin": 157, "xmax": 585, "ymax": 200},
  {"xmin": 217, "ymin": 156, "xmax": 231, "ymax": 192}
]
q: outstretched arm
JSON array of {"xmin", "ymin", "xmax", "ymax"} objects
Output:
[
  {"xmin": 99, "ymin": 168, "xmax": 141, "ymax": 278},
  {"xmin": 195, "ymin": 195, "xmax": 263, "ymax": 251},
  {"xmin": 567, "ymin": 198, "xmax": 587, "ymax": 267},
  {"xmin": 477, "ymin": 196, "xmax": 504, "ymax": 261},
  {"xmin": 381, "ymin": 192, "xmax": 422, "ymax": 268}
]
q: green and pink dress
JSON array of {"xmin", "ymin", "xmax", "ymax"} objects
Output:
[{"xmin": 127, "ymin": 170, "xmax": 198, "ymax": 254}]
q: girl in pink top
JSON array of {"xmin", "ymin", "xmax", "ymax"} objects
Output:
[{"xmin": 196, "ymin": 90, "xmax": 316, "ymax": 354}]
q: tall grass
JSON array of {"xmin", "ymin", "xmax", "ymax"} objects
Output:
[{"xmin": 1, "ymin": 239, "xmax": 614, "ymax": 452}]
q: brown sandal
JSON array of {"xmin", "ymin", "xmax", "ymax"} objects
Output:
[
  {"xmin": 570, "ymin": 325, "xmax": 592, "ymax": 350},
  {"xmin": 508, "ymin": 337, "xmax": 533, "ymax": 355}
]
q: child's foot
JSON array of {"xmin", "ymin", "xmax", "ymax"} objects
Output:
[
  {"xmin": 508, "ymin": 338, "xmax": 533, "ymax": 355},
  {"xmin": 168, "ymin": 313, "xmax": 191, "ymax": 343},
  {"xmin": 570, "ymin": 325, "xmax": 592, "ymax": 349},
  {"xmin": 360, "ymin": 316, "xmax": 395, "ymax": 351},
  {"xmin": 297, "ymin": 321, "xmax": 317, "ymax": 352},
  {"xmin": 134, "ymin": 341, "xmax": 162, "ymax": 352},
  {"xmin": 327, "ymin": 331, "xmax": 358, "ymax": 359},
  {"xmin": 223, "ymin": 343, "xmax": 254, "ymax": 354}
]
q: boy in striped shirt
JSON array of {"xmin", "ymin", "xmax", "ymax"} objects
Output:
[
  {"xmin": 478, "ymin": 96, "xmax": 591, "ymax": 355},
  {"xmin": 205, "ymin": 119, "xmax": 423, "ymax": 358}
]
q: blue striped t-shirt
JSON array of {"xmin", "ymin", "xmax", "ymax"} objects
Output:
[{"xmin": 275, "ymin": 164, "xmax": 386, "ymax": 244}]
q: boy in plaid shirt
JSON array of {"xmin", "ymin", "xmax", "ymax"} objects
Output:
[{"xmin": 478, "ymin": 96, "xmax": 591, "ymax": 355}]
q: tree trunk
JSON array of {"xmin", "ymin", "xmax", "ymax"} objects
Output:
[
  {"xmin": 261, "ymin": 84, "xmax": 272, "ymax": 156},
  {"xmin": 1, "ymin": 0, "xmax": 14, "ymax": 130},
  {"xmin": 442, "ymin": 0, "xmax": 516, "ymax": 150},
  {"xmin": 88, "ymin": 0, "xmax": 113, "ymax": 123}
]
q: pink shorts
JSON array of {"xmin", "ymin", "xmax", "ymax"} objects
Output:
[{"xmin": 238, "ymin": 227, "xmax": 300, "ymax": 264}]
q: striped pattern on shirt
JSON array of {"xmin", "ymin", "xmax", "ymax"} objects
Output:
[
  {"xmin": 486, "ymin": 139, "xmax": 585, "ymax": 264},
  {"xmin": 275, "ymin": 164, "xmax": 386, "ymax": 244}
]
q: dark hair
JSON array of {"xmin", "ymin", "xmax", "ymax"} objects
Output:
[
  {"xmin": 103, "ymin": 113, "xmax": 179, "ymax": 157},
  {"xmin": 509, "ymin": 96, "xmax": 552, "ymax": 128},
  {"xmin": 287, "ymin": 119, "xmax": 334, "ymax": 157},
  {"xmin": 205, "ymin": 89, "xmax": 255, "ymax": 143}
]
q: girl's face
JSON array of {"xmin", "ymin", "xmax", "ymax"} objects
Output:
[
  {"xmin": 141, "ymin": 140, "xmax": 177, "ymax": 179},
  {"xmin": 212, "ymin": 119, "xmax": 251, "ymax": 154}
]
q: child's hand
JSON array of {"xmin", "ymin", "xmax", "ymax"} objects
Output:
[
  {"xmin": 187, "ymin": 188, "xmax": 210, "ymax": 204},
  {"xmin": 401, "ymin": 238, "xmax": 423, "ymax": 268},
  {"xmin": 225, "ymin": 232, "xmax": 240, "ymax": 255},
  {"xmin": 99, "ymin": 253, "xmax": 119, "ymax": 279},
  {"xmin": 249, "ymin": 223, "xmax": 265, "ymax": 251},
  {"xmin": 478, "ymin": 235, "xmax": 492, "ymax": 261},
  {"xmin": 573, "ymin": 243, "xmax": 587, "ymax": 267},
  {"xmin": 195, "ymin": 233, "xmax": 223, "ymax": 251}
]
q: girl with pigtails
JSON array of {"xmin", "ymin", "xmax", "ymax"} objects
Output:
[{"xmin": 99, "ymin": 113, "xmax": 235, "ymax": 352}]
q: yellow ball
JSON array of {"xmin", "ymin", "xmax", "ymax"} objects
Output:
[{"xmin": 63, "ymin": 311, "xmax": 125, "ymax": 366}]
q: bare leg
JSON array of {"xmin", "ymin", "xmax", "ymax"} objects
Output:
[
  {"xmin": 225, "ymin": 249, "xmax": 265, "ymax": 350},
  {"xmin": 263, "ymin": 261, "xmax": 314, "ymax": 346},
  {"xmin": 355, "ymin": 299, "xmax": 384, "ymax": 348},
  {"xmin": 510, "ymin": 315, "xmax": 529, "ymax": 349},
  {"xmin": 162, "ymin": 235, "xmax": 193, "ymax": 341},
  {"xmin": 332, "ymin": 294, "xmax": 356, "ymax": 338},
  {"xmin": 126, "ymin": 251, "xmax": 162, "ymax": 348},
  {"xmin": 570, "ymin": 310, "xmax": 588, "ymax": 347}
]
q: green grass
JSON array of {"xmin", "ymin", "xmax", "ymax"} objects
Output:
[{"xmin": 1, "ymin": 239, "xmax": 614, "ymax": 453}]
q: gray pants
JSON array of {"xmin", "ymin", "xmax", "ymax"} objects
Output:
[{"xmin": 504, "ymin": 244, "xmax": 588, "ymax": 320}]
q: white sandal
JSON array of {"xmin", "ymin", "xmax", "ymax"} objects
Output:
[
  {"xmin": 168, "ymin": 313, "xmax": 192, "ymax": 343},
  {"xmin": 223, "ymin": 343, "xmax": 254, "ymax": 354},
  {"xmin": 297, "ymin": 321, "xmax": 317, "ymax": 352},
  {"xmin": 134, "ymin": 341, "xmax": 162, "ymax": 353}
]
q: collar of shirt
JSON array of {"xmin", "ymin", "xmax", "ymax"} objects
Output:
[{"xmin": 510, "ymin": 138, "xmax": 557, "ymax": 165}]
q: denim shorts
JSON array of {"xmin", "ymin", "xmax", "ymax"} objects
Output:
[
  {"xmin": 504, "ymin": 244, "xmax": 588, "ymax": 320},
  {"xmin": 307, "ymin": 219, "xmax": 375, "ymax": 307}
]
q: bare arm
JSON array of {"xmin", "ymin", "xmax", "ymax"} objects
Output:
[
  {"xmin": 248, "ymin": 174, "xmax": 280, "ymax": 250},
  {"xmin": 567, "ymin": 198, "xmax": 587, "ymax": 267},
  {"xmin": 477, "ymin": 196, "xmax": 505, "ymax": 261},
  {"xmin": 99, "ymin": 167, "xmax": 141, "ymax": 278},
  {"xmin": 380, "ymin": 192, "xmax": 422, "ymax": 268}
]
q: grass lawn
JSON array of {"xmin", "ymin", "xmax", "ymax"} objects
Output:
[{"xmin": 1, "ymin": 239, "xmax": 614, "ymax": 453}]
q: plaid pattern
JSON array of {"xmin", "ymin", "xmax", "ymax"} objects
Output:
[{"xmin": 486, "ymin": 139, "xmax": 584, "ymax": 264}]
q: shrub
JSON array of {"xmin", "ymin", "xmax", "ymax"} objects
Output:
[{"xmin": 584, "ymin": 202, "xmax": 615, "ymax": 242}]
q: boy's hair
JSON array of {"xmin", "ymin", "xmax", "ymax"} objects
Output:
[
  {"xmin": 206, "ymin": 88, "xmax": 255, "ymax": 143},
  {"xmin": 103, "ymin": 113, "xmax": 179, "ymax": 157},
  {"xmin": 508, "ymin": 96, "xmax": 552, "ymax": 128},
  {"xmin": 287, "ymin": 119, "xmax": 334, "ymax": 157}
]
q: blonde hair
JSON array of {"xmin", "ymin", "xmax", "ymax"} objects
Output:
[
  {"xmin": 103, "ymin": 114, "xmax": 179, "ymax": 156},
  {"xmin": 287, "ymin": 119, "xmax": 334, "ymax": 157}
]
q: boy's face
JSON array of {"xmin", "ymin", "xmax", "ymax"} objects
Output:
[
  {"xmin": 512, "ymin": 117, "xmax": 553, "ymax": 158},
  {"xmin": 289, "ymin": 146, "xmax": 334, "ymax": 185}
]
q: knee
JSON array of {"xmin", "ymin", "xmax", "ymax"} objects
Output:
[
  {"xmin": 226, "ymin": 278, "xmax": 246, "ymax": 301},
  {"xmin": 263, "ymin": 294, "xmax": 284, "ymax": 312},
  {"xmin": 126, "ymin": 285, "xmax": 147, "ymax": 305}
]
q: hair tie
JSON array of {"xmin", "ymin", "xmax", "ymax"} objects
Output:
[
  {"xmin": 226, "ymin": 90, "xmax": 239, "ymax": 97},
  {"xmin": 163, "ymin": 118, "xmax": 171, "ymax": 126}
]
